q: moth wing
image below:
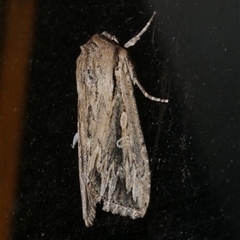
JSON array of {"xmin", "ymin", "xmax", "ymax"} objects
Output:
[
  {"xmin": 76, "ymin": 35, "xmax": 150, "ymax": 226},
  {"xmin": 108, "ymin": 51, "xmax": 151, "ymax": 217}
]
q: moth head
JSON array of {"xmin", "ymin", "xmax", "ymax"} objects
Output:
[{"xmin": 100, "ymin": 31, "xmax": 119, "ymax": 44}]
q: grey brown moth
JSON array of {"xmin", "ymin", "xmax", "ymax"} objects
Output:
[{"xmin": 73, "ymin": 11, "xmax": 168, "ymax": 227}]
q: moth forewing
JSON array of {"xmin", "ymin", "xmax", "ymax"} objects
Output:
[{"xmin": 74, "ymin": 11, "xmax": 168, "ymax": 227}]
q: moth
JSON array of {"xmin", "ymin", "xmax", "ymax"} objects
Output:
[{"xmin": 72, "ymin": 11, "xmax": 168, "ymax": 227}]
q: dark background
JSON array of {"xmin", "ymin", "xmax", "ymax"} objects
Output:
[{"xmin": 12, "ymin": 0, "xmax": 239, "ymax": 239}]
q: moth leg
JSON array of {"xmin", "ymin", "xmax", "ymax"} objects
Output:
[
  {"xmin": 133, "ymin": 77, "xmax": 169, "ymax": 103},
  {"xmin": 116, "ymin": 136, "xmax": 130, "ymax": 148},
  {"xmin": 125, "ymin": 60, "xmax": 169, "ymax": 103},
  {"xmin": 72, "ymin": 132, "xmax": 78, "ymax": 148},
  {"xmin": 124, "ymin": 11, "xmax": 156, "ymax": 48}
]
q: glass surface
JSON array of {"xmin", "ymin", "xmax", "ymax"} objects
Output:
[{"xmin": 9, "ymin": 0, "xmax": 239, "ymax": 239}]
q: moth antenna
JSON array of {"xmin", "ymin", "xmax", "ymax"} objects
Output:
[{"xmin": 124, "ymin": 11, "xmax": 157, "ymax": 48}]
